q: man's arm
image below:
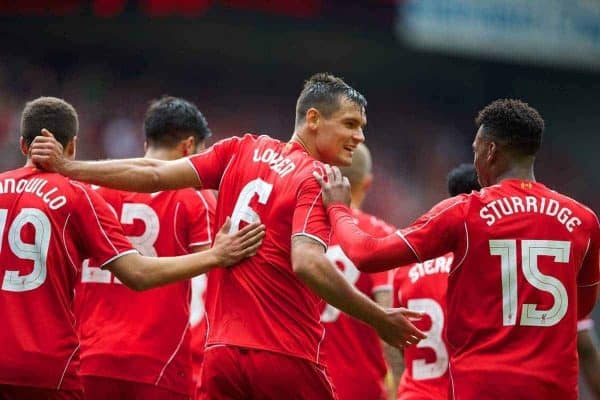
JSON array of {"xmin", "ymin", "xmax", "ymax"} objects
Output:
[
  {"xmin": 30, "ymin": 129, "xmax": 199, "ymax": 192},
  {"xmin": 106, "ymin": 219, "xmax": 264, "ymax": 291},
  {"xmin": 578, "ymin": 323, "xmax": 600, "ymax": 399},
  {"xmin": 291, "ymin": 236, "xmax": 426, "ymax": 348}
]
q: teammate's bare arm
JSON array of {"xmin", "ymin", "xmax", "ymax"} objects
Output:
[{"xmin": 31, "ymin": 129, "xmax": 200, "ymax": 192}]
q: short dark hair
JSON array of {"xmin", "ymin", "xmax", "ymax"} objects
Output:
[
  {"xmin": 144, "ymin": 96, "xmax": 211, "ymax": 148},
  {"xmin": 447, "ymin": 163, "xmax": 481, "ymax": 196},
  {"xmin": 475, "ymin": 99, "xmax": 544, "ymax": 157},
  {"xmin": 295, "ymin": 73, "xmax": 367, "ymax": 127},
  {"xmin": 20, "ymin": 97, "xmax": 78, "ymax": 147}
]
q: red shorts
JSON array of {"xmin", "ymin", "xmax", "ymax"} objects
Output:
[
  {"xmin": 0, "ymin": 385, "xmax": 83, "ymax": 400},
  {"xmin": 82, "ymin": 376, "xmax": 191, "ymax": 400},
  {"xmin": 197, "ymin": 345, "xmax": 337, "ymax": 400}
]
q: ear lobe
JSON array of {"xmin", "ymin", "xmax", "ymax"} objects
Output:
[
  {"xmin": 19, "ymin": 137, "xmax": 28, "ymax": 156},
  {"xmin": 487, "ymin": 141, "xmax": 497, "ymax": 162}
]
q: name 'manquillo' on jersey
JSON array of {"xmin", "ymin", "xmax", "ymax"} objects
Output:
[{"xmin": 0, "ymin": 177, "xmax": 67, "ymax": 210}]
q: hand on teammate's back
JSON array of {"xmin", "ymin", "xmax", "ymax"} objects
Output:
[
  {"xmin": 212, "ymin": 217, "xmax": 266, "ymax": 267},
  {"xmin": 30, "ymin": 129, "xmax": 66, "ymax": 172},
  {"xmin": 375, "ymin": 307, "xmax": 426, "ymax": 349},
  {"xmin": 313, "ymin": 164, "xmax": 351, "ymax": 208}
]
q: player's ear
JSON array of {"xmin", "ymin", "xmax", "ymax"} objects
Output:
[
  {"xmin": 65, "ymin": 136, "xmax": 77, "ymax": 160},
  {"xmin": 487, "ymin": 140, "xmax": 498, "ymax": 163},
  {"xmin": 19, "ymin": 136, "xmax": 29, "ymax": 156},
  {"xmin": 362, "ymin": 173, "xmax": 373, "ymax": 191},
  {"xmin": 306, "ymin": 108, "xmax": 320, "ymax": 132},
  {"xmin": 143, "ymin": 141, "xmax": 149, "ymax": 153}
]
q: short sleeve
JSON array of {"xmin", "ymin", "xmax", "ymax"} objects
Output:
[
  {"xmin": 187, "ymin": 136, "xmax": 241, "ymax": 190},
  {"xmin": 70, "ymin": 182, "xmax": 136, "ymax": 267},
  {"xmin": 185, "ymin": 190, "xmax": 217, "ymax": 249},
  {"xmin": 399, "ymin": 196, "xmax": 467, "ymax": 263},
  {"xmin": 578, "ymin": 215, "xmax": 600, "ymax": 287},
  {"xmin": 291, "ymin": 176, "xmax": 331, "ymax": 249},
  {"xmin": 371, "ymin": 270, "xmax": 394, "ymax": 294}
]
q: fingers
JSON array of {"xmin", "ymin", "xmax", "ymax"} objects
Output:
[
  {"xmin": 400, "ymin": 308, "xmax": 426, "ymax": 320},
  {"xmin": 235, "ymin": 221, "xmax": 262, "ymax": 236},
  {"xmin": 237, "ymin": 225, "xmax": 266, "ymax": 248},
  {"xmin": 332, "ymin": 166, "xmax": 342, "ymax": 183},
  {"xmin": 342, "ymin": 176, "xmax": 350, "ymax": 188},
  {"xmin": 241, "ymin": 240, "xmax": 262, "ymax": 257},
  {"xmin": 217, "ymin": 217, "xmax": 232, "ymax": 235},
  {"xmin": 313, "ymin": 171, "xmax": 326, "ymax": 188},
  {"xmin": 41, "ymin": 129, "xmax": 55, "ymax": 138}
]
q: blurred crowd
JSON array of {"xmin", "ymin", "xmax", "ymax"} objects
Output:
[{"xmin": 0, "ymin": 56, "xmax": 593, "ymax": 228}]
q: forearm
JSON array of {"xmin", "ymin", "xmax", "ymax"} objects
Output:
[
  {"xmin": 328, "ymin": 204, "xmax": 417, "ymax": 272},
  {"xmin": 60, "ymin": 158, "xmax": 167, "ymax": 192},
  {"xmin": 295, "ymin": 252, "xmax": 387, "ymax": 327},
  {"xmin": 109, "ymin": 251, "xmax": 220, "ymax": 291}
]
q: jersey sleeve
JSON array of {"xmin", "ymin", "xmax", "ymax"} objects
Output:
[
  {"xmin": 70, "ymin": 182, "xmax": 136, "ymax": 267},
  {"xmin": 187, "ymin": 136, "xmax": 241, "ymax": 190},
  {"xmin": 399, "ymin": 196, "xmax": 467, "ymax": 263},
  {"xmin": 291, "ymin": 176, "xmax": 331, "ymax": 249},
  {"xmin": 185, "ymin": 190, "xmax": 216, "ymax": 249}
]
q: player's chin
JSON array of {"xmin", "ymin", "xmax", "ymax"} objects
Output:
[{"xmin": 334, "ymin": 154, "xmax": 353, "ymax": 167}]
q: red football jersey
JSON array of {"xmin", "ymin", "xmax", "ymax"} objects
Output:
[
  {"xmin": 189, "ymin": 191, "xmax": 218, "ymax": 383},
  {"xmin": 187, "ymin": 134, "xmax": 331, "ymax": 363},
  {"xmin": 321, "ymin": 208, "xmax": 394, "ymax": 400},
  {"xmin": 395, "ymin": 180, "xmax": 600, "ymax": 400},
  {"xmin": 76, "ymin": 188, "xmax": 216, "ymax": 395},
  {"xmin": 393, "ymin": 253, "xmax": 452, "ymax": 400},
  {"xmin": 0, "ymin": 167, "xmax": 134, "ymax": 390}
]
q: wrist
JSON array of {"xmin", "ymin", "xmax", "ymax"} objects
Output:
[{"xmin": 327, "ymin": 203, "xmax": 352, "ymax": 214}]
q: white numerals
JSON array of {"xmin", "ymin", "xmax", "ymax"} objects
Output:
[
  {"xmin": 229, "ymin": 179, "xmax": 273, "ymax": 233},
  {"xmin": 407, "ymin": 298, "xmax": 448, "ymax": 380},
  {"xmin": 490, "ymin": 239, "xmax": 570, "ymax": 327},
  {"xmin": 320, "ymin": 245, "xmax": 361, "ymax": 323},
  {"xmin": 1, "ymin": 208, "xmax": 51, "ymax": 292},
  {"xmin": 82, "ymin": 203, "xmax": 160, "ymax": 284},
  {"xmin": 121, "ymin": 203, "xmax": 159, "ymax": 257}
]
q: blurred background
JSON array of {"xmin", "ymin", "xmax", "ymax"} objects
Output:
[{"xmin": 0, "ymin": 0, "xmax": 598, "ymax": 396}]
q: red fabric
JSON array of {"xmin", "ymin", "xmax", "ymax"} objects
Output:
[
  {"xmin": 82, "ymin": 376, "xmax": 190, "ymax": 400},
  {"xmin": 187, "ymin": 134, "xmax": 331, "ymax": 363},
  {"xmin": 394, "ymin": 253, "xmax": 452, "ymax": 400},
  {"xmin": 0, "ymin": 385, "xmax": 83, "ymax": 400},
  {"xmin": 76, "ymin": 188, "xmax": 215, "ymax": 396},
  {"xmin": 321, "ymin": 208, "xmax": 394, "ymax": 400},
  {"xmin": 0, "ymin": 167, "xmax": 134, "ymax": 390},
  {"xmin": 198, "ymin": 345, "xmax": 337, "ymax": 400},
  {"xmin": 329, "ymin": 179, "xmax": 600, "ymax": 400}
]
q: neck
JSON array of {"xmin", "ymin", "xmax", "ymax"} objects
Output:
[
  {"xmin": 491, "ymin": 161, "xmax": 536, "ymax": 185},
  {"xmin": 290, "ymin": 131, "xmax": 317, "ymax": 158},
  {"xmin": 145, "ymin": 147, "xmax": 180, "ymax": 161}
]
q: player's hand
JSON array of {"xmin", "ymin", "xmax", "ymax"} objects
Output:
[
  {"xmin": 313, "ymin": 164, "xmax": 351, "ymax": 207},
  {"xmin": 375, "ymin": 307, "xmax": 426, "ymax": 349},
  {"xmin": 212, "ymin": 217, "xmax": 266, "ymax": 267},
  {"xmin": 30, "ymin": 129, "xmax": 67, "ymax": 172}
]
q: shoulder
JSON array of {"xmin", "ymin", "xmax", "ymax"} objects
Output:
[
  {"xmin": 427, "ymin": 194, "xmax": 470, "ymax": 217},
  {"xmin": 547, "ymin": 187, "xmax": 600, "ymax": 229}
]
